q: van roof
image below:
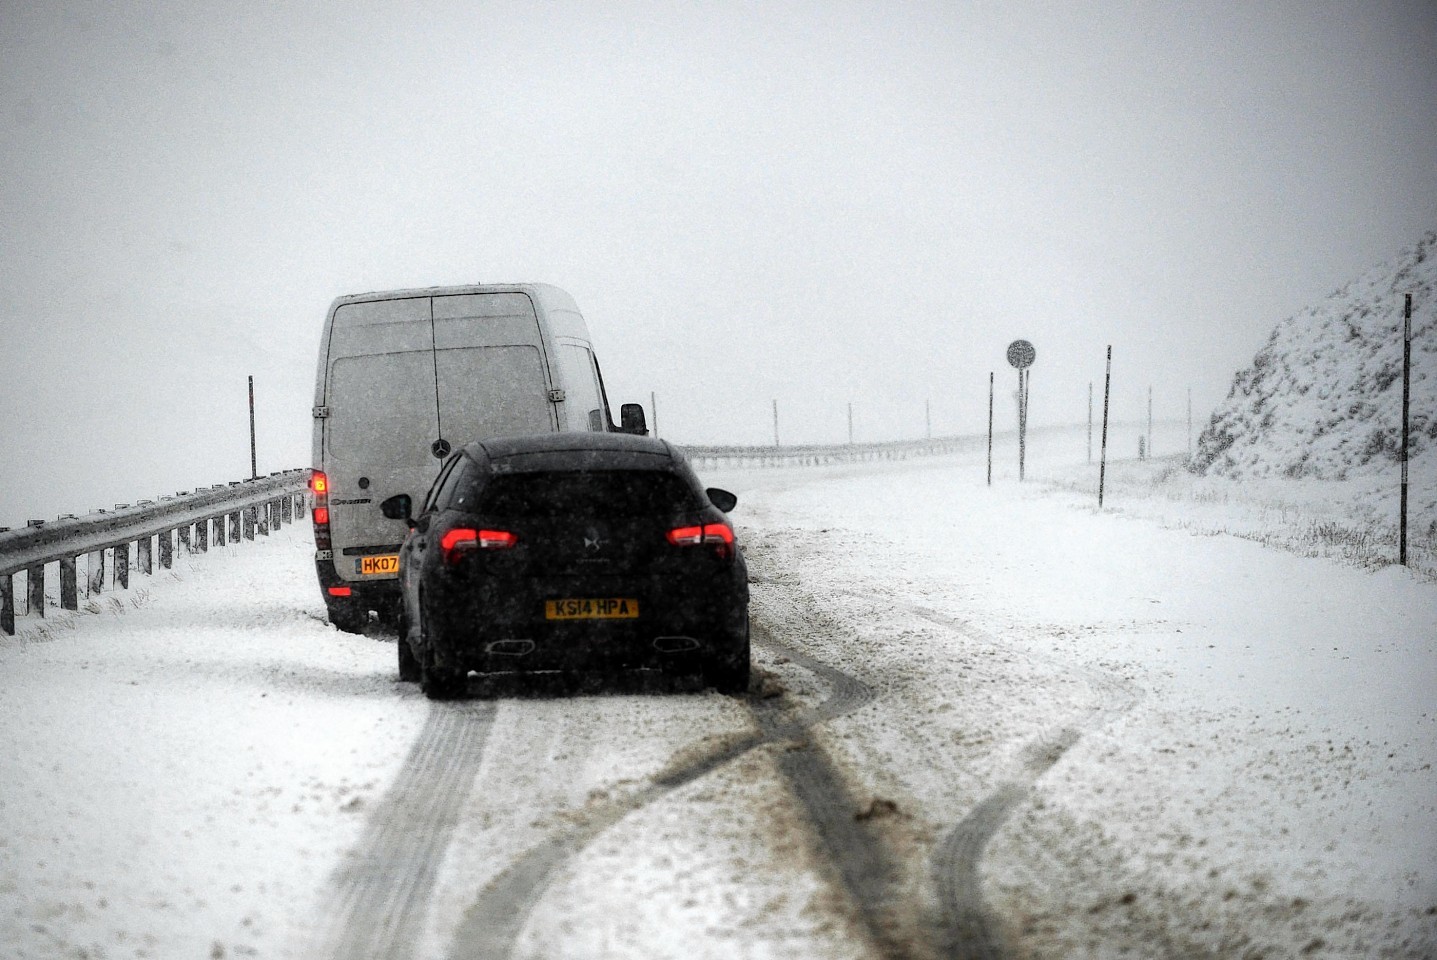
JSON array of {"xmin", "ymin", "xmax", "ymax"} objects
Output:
[{"xmin": 328, "ymin": 283, "xmax": 579, "ymax": 313}]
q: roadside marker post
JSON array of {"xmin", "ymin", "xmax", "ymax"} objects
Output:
[
  {"xmin": 1146, "ymin": 385, "xmax": 1153, "ymax": 460},
  {"xmin": 1099, "ymin": 346, "xmax": 1112, "ymax": 508},
  {"xmin": 986, "ymin": 372, "xmax": 994, "ymax": 486},
  {"xmin": 1187, "ymin": 387, "xmax": 1193, "ymax": 462},
  {"xmin": 1400, "ymin": 293, "xmax": 1412, "ymax": 566},
  {"xmin": 248, "ymin": 375, "xmax": 258, "ymax": 481}
]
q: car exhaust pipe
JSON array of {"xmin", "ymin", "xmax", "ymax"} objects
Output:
[
  {"xmin": 653, "ymin": 636, "xmax": 700, "ymax": 654},
  {"xmin": 485, "ymin": 639, "xmax": 535, "ymax": 657}
]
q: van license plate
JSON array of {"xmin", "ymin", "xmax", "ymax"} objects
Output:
[
  {"xmin": 545, "ymin": 598, "xmax": 639, "ymax": 620},
  {"xmin": 358, "ymin": 555, "xmax": 400, "ymax": 575}
]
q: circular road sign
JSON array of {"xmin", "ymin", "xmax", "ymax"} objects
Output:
[{"xmin": 1007, "ymin": 339, "xmax": 1036, "ymax": 369}]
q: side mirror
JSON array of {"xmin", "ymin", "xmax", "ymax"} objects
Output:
[
  {"xmin": 706, "ymin": 487, "xmax": 738, "ymax": 513},
  {"xmin": 619, "ymin": 402, "xmax": 648, "ymax": 435},
  {"xmin": 380, "ymin": 494, "xmax": 414, "ymax": 528}
]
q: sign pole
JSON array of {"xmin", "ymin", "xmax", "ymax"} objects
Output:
[
  {"xmin": 1401, "ymin": 293, "xmax": 1411, "ymax": 566},
  {"xmin": 772, "ymin": 399, "xmax": 779, "ymax": 447},
  {"xmin": 1018, "ymin": 367, "xmax": 1025, "ymax": 481},
  {"xmin": 1088, "ymin": 381, "xmax": 1093, "ymax": 464},
  {"xmin": 1006, "ymin": 340, "xmax": 1036, "ymax": 482},
  {"xmin": 651, "ymin": 391, "xmax": 658, "ymax": 438}
]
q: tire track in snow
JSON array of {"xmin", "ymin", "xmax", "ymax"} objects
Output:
[
  {"xmin": 445, "ymin": 728, "xmax": 767, "ymax": 960},
  {"xmin": 445, "ymin": 618, "xmax": 893, "ymax": 960},
  {"xmin": 902, "ymin": 603, "xmax": 1138, "ymax": 959},
  {"xmin": 318, "ymin": 699, "xmax": 497, "ymax": 960},
  {"xmin": 929, "ymin": 731, "xmax": 1079, "ymax": 960},
  {"xmin": 748, "ymin": 628, "xmax": 916, "ymax": 959}
]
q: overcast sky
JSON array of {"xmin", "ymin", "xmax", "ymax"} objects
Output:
[{"xmin": 2, "ymin": 0, "xmax": 1435, "ymax": 524}]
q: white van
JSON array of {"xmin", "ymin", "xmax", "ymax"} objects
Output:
[{"xmin": 309, "ymin": 283, "xmax": 646, "ymax": 631}]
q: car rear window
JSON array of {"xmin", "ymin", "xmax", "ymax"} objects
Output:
[{"xmin": 474, "ymin": 471, "xmax": 698, "ymax": 519}]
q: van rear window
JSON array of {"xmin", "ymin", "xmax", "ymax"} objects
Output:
[{"xmin": 472, "ymin": 471, "xmax": 697, "ymax": 520}]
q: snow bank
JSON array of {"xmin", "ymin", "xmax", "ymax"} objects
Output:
[{"xmin": 1194, "ymin": 231, "xmax": 1436, "ymax": 518}]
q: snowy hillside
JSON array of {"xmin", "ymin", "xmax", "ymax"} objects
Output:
[{"xmin": 1194, "ymin": 232, "xmax": 1435, "ymax": 498}]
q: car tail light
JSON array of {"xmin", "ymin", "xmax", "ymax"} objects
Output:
[
  {"xmin": 440, "ymin": 527, "xmax": 516, "ymax": 564},
  {"xmin": 327, "ymin": 585, "xmax": 352, "ymax": 597},
  {"xmin": 310, "ymin": 469, "xmax": 331, "ymax": 550},
  {"xmin": 667, "ymin": 522, "xmax": 735, "ymax": 559}
]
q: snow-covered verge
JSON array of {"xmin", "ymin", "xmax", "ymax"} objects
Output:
[
  {"xmin": 0, "ymin": 530, "xmax": 432, "ymax": 959},
  {"xmin": 1194, "ymin": 231, "xmax": 1435, "ymax": 511},
  {"xmin": 1029, "ymin": 420, "xmax": 1437, "ymax": 581}
]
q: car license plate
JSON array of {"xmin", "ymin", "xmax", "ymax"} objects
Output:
[
  {"xmin": 545, "ymin": 598, "xmax": 639, "ymax": 620},
  {"xmin": 357, "ymin": 554, "xmax": 400, "ymax": 575}
]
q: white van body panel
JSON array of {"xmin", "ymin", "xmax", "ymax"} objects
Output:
[{"xmin": 312, "ymin": 283, "xmax": 606, "ymax": 584}]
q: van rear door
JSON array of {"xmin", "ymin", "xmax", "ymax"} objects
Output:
[
  {"xmin": 323, "ymin": 296, "xmax": 440, "ymax": 575},
  {"xmin": 432, "ymin": 292, "xmax": 556, "ymax": 442}
]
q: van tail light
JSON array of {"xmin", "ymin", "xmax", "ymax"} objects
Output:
[
  {"xmin": 310, "ymin": 470, "xmax": 332, "ymax": 550},
  {"xmin": 667, "ymin": 522, "xmax": 735, "ymax": 559},
  {"xmin": 327, "ymin": 586, "xmax": 352, "ymax": 597},
  {"xmin": 441, "ymin": 527, "xmax": 517, "ymax": 565}
]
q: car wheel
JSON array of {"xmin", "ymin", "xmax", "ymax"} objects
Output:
[
  {"xmin": 396, "ymin": 609, "xmax": 420, "ymax": 682},
  {"xmin": 705, "ymin": 616, "xmax": 751, "ymax": 695},
  {"xmin": 327, "ymin": 598, "xmax": 366, "ymax": 634},
  {"xmin": 418, "ymin": 614, "xmax": 466, "ymax": 700}
]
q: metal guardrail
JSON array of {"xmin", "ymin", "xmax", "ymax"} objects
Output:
[
  {"xmin": 680, "ymin": 434, "xmax": 989, "ymax": 469},
  {"xmin": 1, "ymin": 470, "xmax": 309, "ymax": 635}
]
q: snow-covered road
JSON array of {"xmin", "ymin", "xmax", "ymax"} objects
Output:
[{"xmin": 2, "ymin": 440, "xmax": 1434, "ymax": 959}]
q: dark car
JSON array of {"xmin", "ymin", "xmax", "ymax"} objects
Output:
[{"xmin": 382, "ymin": 432, "xmax": 750, "ymax": 699}]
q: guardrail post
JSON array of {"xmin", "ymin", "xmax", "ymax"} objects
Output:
[
  {"xmin": 60, "ymin": 558, "xmax": 78, "ymax": 610},
  {"xmin": 1, "ymin": 574, "xmax": 12, "ymax": 635},
  {"xmin": 27, "ymin": 564, "xmax": 45, "ymax": 618},
  {"xmin": 271, "ymin": 499, "xmax": 283, "ymax": 531},
  {"xmin": 281, "ymin": 496, "xmax": 292, "ymax": 524},
  {"xmin": 115, "ymin": 544, "xmax": 129, "ymax": 589},
  {"xmin": 137, "ymin": 536, "xmax": 152, "ymax": 576},
  {"xmin": 178, "ymin": 524, "xmax": 191, "ymax": 554},
  {"xmin": 213, "ymin": 515, "xmax": 226, "ymax": 547},
  {"xmin": 159, "ymin": 529, "xmax": 173, "ymax": 569},
  {"xmin": 88, "ymin": 550, "xmax": 104, "ymax": 595},
  {"xmin": 195, "ymin": 519, "xmax": 208, "ymax": 553}
]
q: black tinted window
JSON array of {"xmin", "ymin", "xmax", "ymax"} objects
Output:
[
  {"xmin": 475, "ymin": 470, "xmax": 697, "ymax": 519},
  {"xmin": 422, "ymin": 455, "xmax": 462, "ymax": 513},
  {"xmin": 433, "ymin": 458, "xmax": 478, "ymax": 511}
]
